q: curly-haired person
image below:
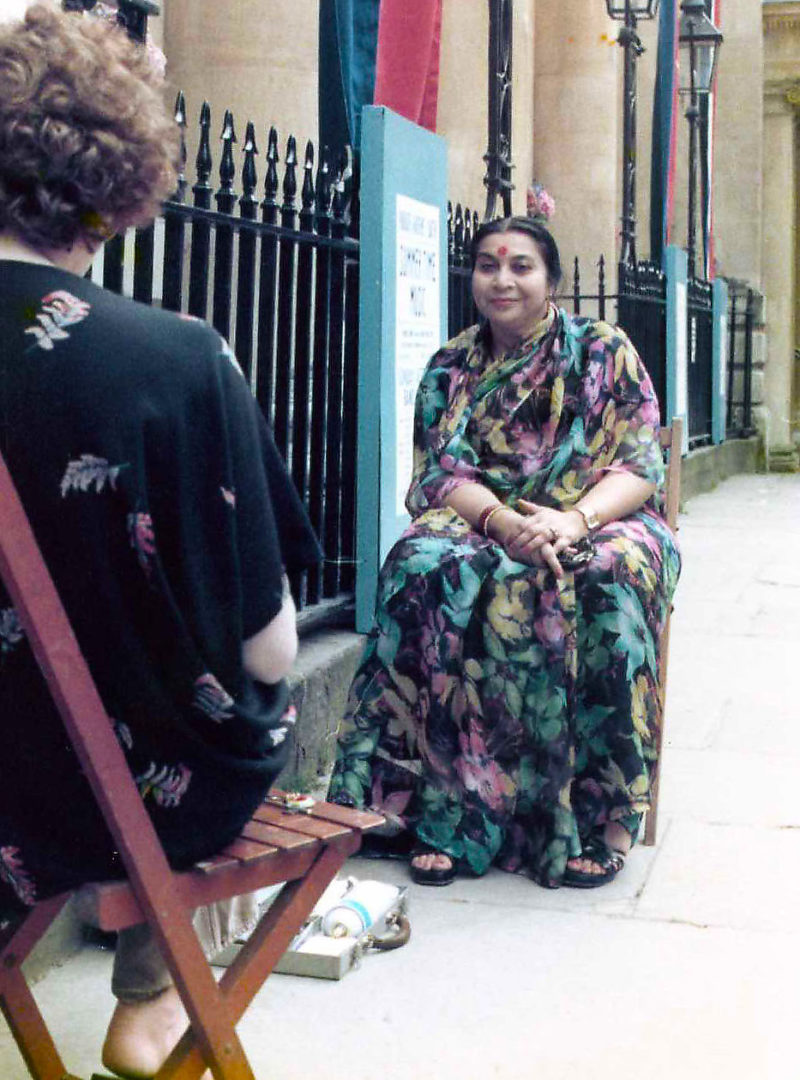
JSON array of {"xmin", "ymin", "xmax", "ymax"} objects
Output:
[{"xmin": 0, "ymin": 5, "xmax": 320, "ymax": 1077}]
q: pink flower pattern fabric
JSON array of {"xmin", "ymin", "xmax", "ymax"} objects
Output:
[
  {"xmin": 24, "ymin": 290, "xmax": 90, "ymax": 351},
  {"xmin": 0, "ymin": 846, "xmax": 36, "ymax": 907},
  {"xmin": 0, "ymin": 261, "xmax": 321, "ymax": 912}
]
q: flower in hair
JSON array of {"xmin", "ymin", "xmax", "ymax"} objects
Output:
[{"xmin": 526, "ymin": 181, "xmax": 555, "ymax": 224}]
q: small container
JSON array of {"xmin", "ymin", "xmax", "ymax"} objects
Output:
[{"xmin": 321, "ymin": 880, "xmax": 401, "ymax": 938}]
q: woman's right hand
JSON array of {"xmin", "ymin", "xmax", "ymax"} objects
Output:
[{"xmin": 488, "ymin": 508, "xmax": 564, "ymax": 579}]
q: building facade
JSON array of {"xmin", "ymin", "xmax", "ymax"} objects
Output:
[{"xmin": 2, "ymin": 0, "xmax": 793, "ymax": 461}]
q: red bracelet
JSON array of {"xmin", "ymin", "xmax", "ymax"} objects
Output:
[{"xmin": 477, "ymin": 502, "xmax": 504, "ymax": 536}]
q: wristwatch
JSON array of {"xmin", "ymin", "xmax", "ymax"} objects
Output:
[{"xmin": 575, "ymin": 505, "xmax": 601, "ymax": 533}]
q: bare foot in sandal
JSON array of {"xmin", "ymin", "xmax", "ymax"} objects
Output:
[
  {"xmin": 563, "ymin": 823, "xmax": 632, "ymax": 887},
  {"xmin": 409, "ymin": 845, "xmax": 456, "ymax": 886}
]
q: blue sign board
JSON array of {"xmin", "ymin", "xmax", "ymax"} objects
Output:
[{"xmin": 356, "ymin": 106, "xmax": 448, "ymax": 631}]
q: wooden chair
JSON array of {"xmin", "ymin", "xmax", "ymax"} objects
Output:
[
  {"xmin": 642, "ymin": 416, "xmax": 683, "ymax": 847},
  {"xmin": 0, "ymin": 450, "xmax": 383, "ymax": 1080}
]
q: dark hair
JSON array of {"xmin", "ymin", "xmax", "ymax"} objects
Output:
[
  {"xmin": 470, "ymin": 216, "xmax": 562, "ymax": 290},
  {"xmin": 0, "ymin": 4, "xmax": 179, "ymax": 253}
]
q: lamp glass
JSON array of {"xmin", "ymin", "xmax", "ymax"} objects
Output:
[
  {"xmin": 678, "ymin": 6, "xmax": 723, "ymax": 94},
  {"xmin": 605, "ymin": 0, "xmax": 660, "ymax": 19},
  {"xmin": 694, "ymin": 41, "xmax": 717, "ymax": 93},
  {"xmin": 678, "ymin": 0, "xmax": 721, "ymax": 93}
]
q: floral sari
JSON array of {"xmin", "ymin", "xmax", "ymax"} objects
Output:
[{"xmin": 329, "ymin": 305, "xmax": 681, "ymax": 886}]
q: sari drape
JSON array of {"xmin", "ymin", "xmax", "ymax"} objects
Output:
[{"xmin": 329, "ymin": 307, "xmax": 680, "ymax": 886}]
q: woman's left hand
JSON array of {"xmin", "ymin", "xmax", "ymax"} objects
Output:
[{"xmin": 512, "ymin": 499, "xmax": 587, "ymax": 560}]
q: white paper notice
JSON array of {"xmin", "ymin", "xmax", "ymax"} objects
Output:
[{"xmin": 395, "ymin": 195, "xmax": 441, "ymax": 514}]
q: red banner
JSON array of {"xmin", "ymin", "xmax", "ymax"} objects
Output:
[{"xmin": 373, "ymin": 0, "xmax": 443, "ymax": 132}]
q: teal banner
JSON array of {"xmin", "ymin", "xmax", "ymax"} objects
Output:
[
  {"xmin": 318, "ymin": 0, "xmax": 380, "ymax": 155},
  {"xmin": 650, "ymin": 0, "xmax": 679, "ymax": 266}
]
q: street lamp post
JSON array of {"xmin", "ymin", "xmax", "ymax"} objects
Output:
[
  {"xmin": 678, "ymin": 0, "xmax": 723, "ymax": 281},
  {"xmin": 484, "ymin": 0, "xmax": 514, "ymax": 221},
  {"xmin": 62, "ymin": 0, "xmax": 159, "ymax": 44},
  {"xmin": 605, "ymin": 0, "xmax": 660, "ymax": 271},
  {"xmin": 116, "ymin": 0, "xmax": 160, "ymax": 44}
]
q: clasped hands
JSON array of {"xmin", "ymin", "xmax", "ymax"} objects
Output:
[{"xmin": 488, "ymin": 500, "xmax": 587, "ymax": 577}]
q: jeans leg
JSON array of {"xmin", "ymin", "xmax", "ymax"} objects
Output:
[{"xmin": 111, "ymin": 893, "xmax": 260, "ymax": 1003}]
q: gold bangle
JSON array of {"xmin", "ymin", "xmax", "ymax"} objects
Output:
[
  {"xmin": 574, "ymin": 505, "xmax": 601, "ymax": 533},
  {"xmin": 481, "ymin": 504, "xmax": 507, "ymax": 537},
  {"xmin": 477, "ymin": 502, "xmax": 502, "ymax": 535}
]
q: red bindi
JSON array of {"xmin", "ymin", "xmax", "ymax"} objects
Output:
[{"xmin": 497, "ymin": 245, "xmax": 508, "ymax": 256}]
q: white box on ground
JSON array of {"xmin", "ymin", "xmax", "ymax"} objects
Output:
[{"xmin": 212, "ymin": 877, "xmax": 409, "ymax": 980}]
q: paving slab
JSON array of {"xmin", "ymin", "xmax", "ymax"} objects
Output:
[
  {"xmin": 233, "ymin": 898, "xmax": 798, "ymax": 1080},
  {"xmin": 635, "ymin": 819, "xmax": 800, "ymax": 932},
  {"xmin": 2, "ymin": 471, "xmax": 799, "ymax": 1080},
  {"xmin": 658, "ymin": 745, "xmax": 800, "ymax": 826},
  {"xmin": 716, "ymin": 701, "xmax": 800, "ymax": 756},
  {"xmin": 20, "ymin": 884, "xmax": 798, "ymax": 1080},
  {"xmin": 664, "ymin": 633, "xmax": 796, "ymax": 750}
]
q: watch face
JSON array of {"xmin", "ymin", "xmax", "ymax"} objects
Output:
[{"xmin": 582, "ymin": 508, "xmax": 600, "ymax": 532}]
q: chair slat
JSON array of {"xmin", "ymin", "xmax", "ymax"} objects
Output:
[
  {"xmin": 239, "ymin": 819, "xmax": 318, "ymax": 850},
  {"xmin": 255, "ymin": 802, "xmax": 352, "ymax": 840},
  {"xmin": 215, "ymin": 836, "xmax": 281, "ymax": 864},
  {"xmin": 304, "ymin": 801, "xmax": 385, "ymax": 831}
]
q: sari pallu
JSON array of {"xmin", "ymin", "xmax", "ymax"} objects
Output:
[{"xmin": 329, "ymin": 306, "xmax": 681, "ymax": 886}]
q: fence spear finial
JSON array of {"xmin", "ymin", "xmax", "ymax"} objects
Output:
[
  {"xmin": 241, "ymin": 121, "xmax": 259, "ymax": 210},
  {"xmin": 217, "ymin": 110, "xmax": 237, "ymax": 198}
]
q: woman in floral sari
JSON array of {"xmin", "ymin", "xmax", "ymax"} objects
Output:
[{"xmin": 329, "ymin": 217, "xmax": 680, "ymax": 889}]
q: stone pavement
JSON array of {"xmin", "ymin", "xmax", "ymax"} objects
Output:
[{"xmin": 2, "ymin": 472, "xmax": 799, "ymax": 1080}]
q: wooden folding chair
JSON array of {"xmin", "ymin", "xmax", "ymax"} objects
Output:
[
  {"xmin": 642, "ymin": 416, "xmax": 683, "ymax": 847},
  {"xmin": 0, "ymin": 449, "xmax": 383, "ymax": 1080}
]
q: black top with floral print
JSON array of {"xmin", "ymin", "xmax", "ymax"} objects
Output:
[{"xmin": 0, "ymin": 260, "xmax": 321, "ymax": 910}]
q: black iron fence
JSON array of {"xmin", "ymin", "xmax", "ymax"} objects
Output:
[
  {"xmin": 92, "ymin": 96, "xmax": 360, "ymax": 631},
  {"xmin": 686, "ymin": 276, "xmax": 714, "ymax": 450},
  {"xmin": 94, "ymin": 98, "xmax": 755, "ymax": 633},
  {"xmin": 617, "ymin": 261, "xmax": 669, "ymax": 426},
  {"xmin": 726, "ymin": 285, "xmax": 756, "ymax": 439},
  {"xmin": 447, "ymin": 203, "xmax": 479, "ymax": 337},
  {"xmin": 559, "ymin": 254, "xmax": 612, "ymax": 323}
]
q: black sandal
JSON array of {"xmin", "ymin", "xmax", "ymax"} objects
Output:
[
  {"xmin": 409, "ymin": 843, "xmax": 457, "ymax": 887},
  {"xmin": 357, "ymin": 832, "xmax": 416, "ymax": 861},
  {"xmin": 562, "ymin": 835, "xmax": 626, "ymax": 889}
]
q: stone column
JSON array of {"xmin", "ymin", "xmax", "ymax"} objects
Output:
[
  {"xmin": 761, "ymin": 82, "xmax": 799, "ymax": 466},
  {"xmin": 438, "ymin": 0, "xmax": 536, "ymax": 220},
  {"xmin": 711, "ymin": 0, "xmax": 764, "ymax": 285},
  {"xmin": 162, "ymin": 0, "xmax": 320, "ymax": 169},
  {"xmin": 533, "ymin": 2, "xmax": 619, "ymax": 297},
  {"xmin": 438, "ymin": 0, "xmax": 489, "ymax": 215}
]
